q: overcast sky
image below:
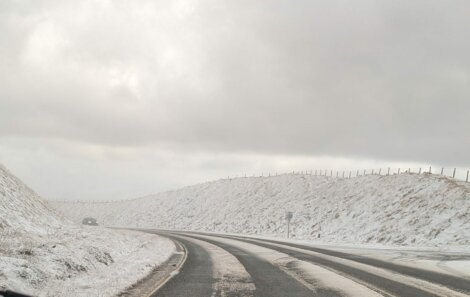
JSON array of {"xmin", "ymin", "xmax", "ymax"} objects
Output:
[{"xmin": 1, "ymin": 0, "xmax": 469, "ymax": 200}]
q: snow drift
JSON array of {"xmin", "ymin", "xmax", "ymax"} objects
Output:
[
  {"xmin": 51, "ymin": 173, "xmax": 470, "ymax": 247},
  {"xmin": 0, "ymin": 164, "xmax": 174, "ymax": 296}
]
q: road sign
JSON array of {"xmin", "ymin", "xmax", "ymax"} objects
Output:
[{"xmin": 285, "ymin": 211, "xmax": 293, "ymax": 221}]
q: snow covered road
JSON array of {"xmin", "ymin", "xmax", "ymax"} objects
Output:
[{"xmin": 141, "ymin": 230, "xmax": 470, "ymax": 297}]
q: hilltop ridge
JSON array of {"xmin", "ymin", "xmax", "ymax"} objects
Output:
[{"xmin": 51, "ymin": 173, "xmax": 470, "ymax": 247}]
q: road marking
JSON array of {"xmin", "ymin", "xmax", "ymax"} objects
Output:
[{"xmin": 144, "ymin": 239, "xmax": 188, "ymax": 297}]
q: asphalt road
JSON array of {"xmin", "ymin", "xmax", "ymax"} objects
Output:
[
  {"xmin": 142, "ymin": 230, "xmax": 470, "ymax": 297},
  {"xmin": 151, "ymin": 235, "xmax": 214, "ymax": 297}
]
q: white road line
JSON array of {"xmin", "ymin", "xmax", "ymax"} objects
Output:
[{"xmin": 144, "ymin": 239, "xmax": 187, "ymax": 297}]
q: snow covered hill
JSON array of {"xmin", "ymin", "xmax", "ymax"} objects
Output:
[
  {"xmin": 51, "ymin": 173, "xmax": 470, "ymax": 247},
  {"xmin": 0, "ymin": 164, "xmax": 174, "ymax": 296}
]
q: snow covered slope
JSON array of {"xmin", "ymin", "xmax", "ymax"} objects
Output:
[
  {"xmin": 51, "ymin": 173, "xmax": 470, "ymax": 247},
  {"xmin": 0, "ymin": 164, "xmax": 63, "ymax": 233},
  {"xmin": 0, "ymin": 164, "xmax": 174, "ymax": 296}
]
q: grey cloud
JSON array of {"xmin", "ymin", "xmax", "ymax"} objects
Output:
[{"xmin": 1, "ymin": 0, "xmax": 470, "ymax": 166}]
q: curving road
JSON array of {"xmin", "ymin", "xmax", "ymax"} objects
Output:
[{"xmin": 141, "ymin": 230, "xmax": 470, "ymax": 297}]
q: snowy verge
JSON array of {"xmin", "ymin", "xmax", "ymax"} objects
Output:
[
  {"xmin": 0, "ymin": 163, "xmax": 175, "ymax": 296},
  {"xmin": 0, "ymin": 227, "xmax": 174, "ymax": 296}
]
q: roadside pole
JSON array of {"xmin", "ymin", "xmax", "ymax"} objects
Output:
[{"xmin": 285, "ymin": 211, "xmax": 293, "ymax": 239}]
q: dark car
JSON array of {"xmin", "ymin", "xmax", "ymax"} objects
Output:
[{"xmin": 82, "ymin": 217, "xmax": 98, "ymax": 226}]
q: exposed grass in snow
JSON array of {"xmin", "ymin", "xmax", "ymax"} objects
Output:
[
  {"xmin": 0, "ymin": 164, "xmax": 174, "ymax": 296},
  {"xmin": 51, "ymin": 173, "xmax": 470, "ymax": 247}
]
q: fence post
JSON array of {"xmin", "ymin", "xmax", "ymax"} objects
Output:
[
  {"xmin": 398, "ymin": 168, "xmax": 401, "ymax": 174},
  {"xmin": 363, "ymin": 169, "xmax": 366, "ymax": 176},
  {"xmin": 379, "ymin": 168, "xmax": 381, "ymax": 175},
  {"xmin": 387, "ymin": 168, "xmax": 390, "ymax": 175},
  {"xmin": 441, "ymin": 168, "xmax": 444, "ymax": 175},
  {"xmin": 419, "ymin": 168, "xmax": 421, "ymax": 174},
  {"xmin": 342, "ymin": 171, "xmax": 345, "ymax": 178},
  {"xmin": 356, "ymin": 170, "xmax": 359, "ymax": 177},
  {"xmin": 453, "ymin": 168, "xmax": 456, "ymax": 178},
  {"xmin": 372, "ymin": 169, "xmax": 374, "ymax": 175},
  {"xmin": 467, "ymin": 170, "xmax": 469, "ymax": 182},
  {"xmin": 349, "ymin": 171, "xmax": 351, "ymax": 179},
  {"xmin": 336, "ymin": 171, "xmax": 339, "ymax": 178},
  {"xmin": 408, "ymin": 168, "xmax": 410, "ymax": 173},
  {"xmin": 429, "ymin": 166, "xmax": 432, "ymax": 174}
]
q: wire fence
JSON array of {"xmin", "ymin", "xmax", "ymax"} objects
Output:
[
  {"xmin": 56, "ymin": 166, "xmax": 469, "ymax": 203},
  {"xmin": 228, "ymin": 166, "xmax": 470, "ymax": 183}
]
